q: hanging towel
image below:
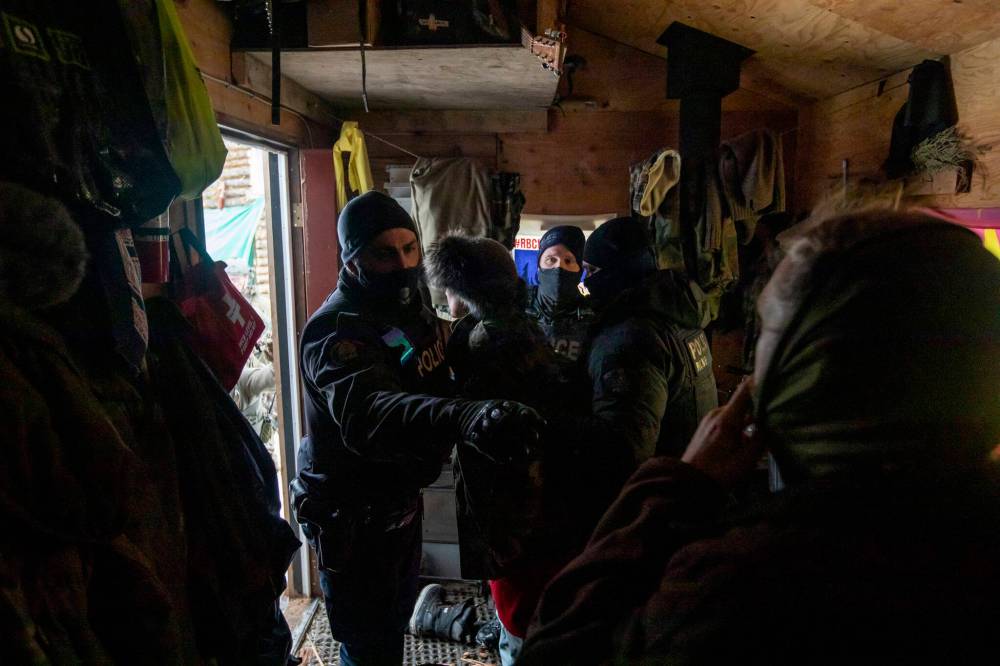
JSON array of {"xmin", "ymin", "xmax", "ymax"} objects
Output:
[
  {"xmin": 639, "ymin": 150, "xmax": 682, "ymax": 217},
  {"xmin": 718, "ymin": 129, "xmax": 785, "ymax": 242},
  {"xmin": 333, "ymin": 122, "xmax": 374, "ymax": 213}
]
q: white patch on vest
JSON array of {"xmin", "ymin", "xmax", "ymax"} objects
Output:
[
  {"xmin": 553, "ymin": 338, "xmax": 582, "ymax": 360},
  {"xmin": 686, "ymin": 333, "xmax": 710, "ymax": 373}
]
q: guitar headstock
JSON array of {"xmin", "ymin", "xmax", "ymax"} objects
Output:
[{"xmin": 522, "ymin": 25, "xmax": 567, "ymax": 77}]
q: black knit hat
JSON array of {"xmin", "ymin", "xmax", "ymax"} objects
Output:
[
  {"xmin": 338, "ymin": 191, "xmax": 418, "ymax": 263},
  {"xmin": 583, "ymin": 217, "xmax": 652, "ymax": 269},
  {"xmin": 425, "ymin": 234, "xmax": 519, "ymax": 316},
  {"xmin": 538, "ymin": 225, "xmax": 586, "ymax": 265}
]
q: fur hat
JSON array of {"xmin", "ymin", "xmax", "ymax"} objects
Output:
[
  {"xmin": 425, "ymin": 234, "xmax": 519, "ymax": 318},
  {"xmin": 0, "ymin": 182, "xmax": 87, "ymax": 310}
]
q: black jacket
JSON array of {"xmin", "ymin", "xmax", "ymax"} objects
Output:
[
  {"xmin": 525, "ymin": 285, "xmax": 595, "ymax": 362},
  {"xmin": 447, "ymin": 311, "xmax": 587, "ymax": 579},
  {"xmin": 295, "ymin": 271, "xmax": 457, "ymax": 507},
  {"xmin": 554, "ymin": 270, "xmax": 718, "ymax": 525},
  {"xmin": 588, "ymin": 269, "xmax": 716, "ymax": 460}
]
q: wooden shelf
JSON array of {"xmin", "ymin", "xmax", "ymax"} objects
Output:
[{"xmin": 244, "ymin": 44, "xmax": 560, "ymax": 110}]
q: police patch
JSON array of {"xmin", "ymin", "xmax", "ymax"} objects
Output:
[
  {"xmin": 601, "ymin": 367, "xmax": 630, "ymax": 395},
  {"xmin": 685, "ymin": 332, "xmax": 711, "ymax": 374}
]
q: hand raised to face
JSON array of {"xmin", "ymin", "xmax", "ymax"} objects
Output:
[{"xmin": 681, "ymin": 379, "xmax": 763, "ymax": 488}]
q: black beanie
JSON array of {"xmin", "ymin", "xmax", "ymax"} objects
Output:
[
  {"xmin": 538, "ymin": 225, "xmax": 585, "ymax": 265},
  {"xmin": 583, "ymin": 217, "xmax": 652, "ymax": 269},
  {"xmin": 338, "ymin": 191, "xmax": 418, "ymax": 263}
]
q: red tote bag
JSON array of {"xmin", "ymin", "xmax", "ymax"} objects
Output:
[{"xmin": 171, "ymin": 228, "xmax": 264, "ymax": 391}]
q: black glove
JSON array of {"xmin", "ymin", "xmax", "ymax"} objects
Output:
[{"xmin": 456, "ymin": 399, "xmax": 544, "ymax": 464}]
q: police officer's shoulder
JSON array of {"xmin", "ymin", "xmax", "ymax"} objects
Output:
[
  {"xmin": 592, "ymin": 316, "xmax": 668, "ymax": 357},
  {"xmin": 302, "ymin": 306, "xmax": 384, "ymax": 366}
]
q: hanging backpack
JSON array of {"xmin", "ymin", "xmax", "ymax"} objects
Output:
[{"xmin": 0, "ymin": 0, "xmax": 181, "ymax": 229}]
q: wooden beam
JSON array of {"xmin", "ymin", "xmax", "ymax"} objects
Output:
[
  {"xmin": 347, "ymin": 109, "xmax": 549, "ymax": 134},
  {"xmin": 537, "ymin": 0, "xmax": 562, "ymax": 33},
  {"xmin": 232, "ymin": 52, "xmax": 338, "ymax": 127}
]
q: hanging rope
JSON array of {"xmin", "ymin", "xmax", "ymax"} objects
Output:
[{"xmin": 359, "ymin": 0, "xmax": 370, "ymax": 112}]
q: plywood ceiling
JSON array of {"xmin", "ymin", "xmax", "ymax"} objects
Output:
[
  {"xmin": 566, "ymin": 0, "xmax": 1000, "ymax": 101},
  {"xmin": 247, "ymin": 46, "xmax": 560, "ymax": 110}
]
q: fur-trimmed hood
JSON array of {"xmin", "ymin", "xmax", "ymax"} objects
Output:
[
  {"xmin": 0, "ymin": 182, "xmax": 87, "ymax": 310},
  {"xmin": 425, "ymin": 234, "xmax": 522, "ymax": 318}
]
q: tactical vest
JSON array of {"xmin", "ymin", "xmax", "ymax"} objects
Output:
[
  {"xmin": 657, "ymin": 323, "xmax": 718, "ymax": 456},
  {"xmin": 526, "ymin": 289, "xmax": 595, "ymax": 362}
]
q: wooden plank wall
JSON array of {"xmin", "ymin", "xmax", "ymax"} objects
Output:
[
  {"xmin": 175, "ymin": 0, "xmax": 335, "ymax": 147},
  {"xmin": 796, "ymin": 35, "xmax": 1000, "ymax": 211},
  {"xmin": 359, "ymin": 28, "xmax": 797, "ymax": 216}
]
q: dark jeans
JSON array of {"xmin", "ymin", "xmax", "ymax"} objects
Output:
[{"xmin": 318, "ymin": 508, "xmax": 422, "ymax": 666}]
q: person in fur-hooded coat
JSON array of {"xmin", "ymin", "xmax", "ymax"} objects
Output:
[{"xmin": 425, "ymin": 234, "xmax": 591, "ymax": 655}]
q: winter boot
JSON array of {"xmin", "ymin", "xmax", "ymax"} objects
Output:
[
  {"xmin": 474, "ymin": 616, "xmax": 502, "ymax": 651},
  {"xmin": 409, "ymin": 584, "xmax": 478, "ymax": 643}
]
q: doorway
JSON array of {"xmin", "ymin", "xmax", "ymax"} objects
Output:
[{"xmin": 200, "ymin": 136, "xmax": 310, "ymax": 621}]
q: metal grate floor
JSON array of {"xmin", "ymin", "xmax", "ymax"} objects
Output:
[{"xmin": 297, "ymin": 580, "xmax": 500, "ymax": 666}]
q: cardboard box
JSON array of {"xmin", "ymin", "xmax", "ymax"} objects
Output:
[
  {"xmin": 307, "ymin": 0, "xmax": 380, "ymax": 47},
  {"xmin": 906, "ymin": 167, "xmax": 961, "ymax": 196}
]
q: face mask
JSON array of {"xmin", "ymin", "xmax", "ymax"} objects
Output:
[
  {"xmin": 537, "ymin": 267, "xmax": 581, "ymax": 306},
  {"xmin": 356, "ymin": 265, "xmax": 424, "ymax": 306},
  {"xmin": 582, "ymin": 251, "xmax": 657, "ymax": 309},
  {"xmin": 582, "ymin": 269, "xmax": 627, "ymax": 309}
]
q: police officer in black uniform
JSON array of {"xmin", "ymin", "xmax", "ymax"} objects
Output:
[
  {"xmin": 290, "ymin": 192, "xmax": 540, "ymax": 666},
  {"xmin": 569, "ymin": 217, "xmax": 718, "ymax": 514},
  {"xmin": 525, "ymin": 225, "xmax": 594, "ymax": 361}
]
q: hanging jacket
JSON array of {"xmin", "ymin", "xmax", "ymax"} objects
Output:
[
  {"xmin": 145, "ymin": 298, "xmax": 300, "ymax": 666},
  {"xmin": 0, "ymin": 0, "xmax": 180, "ymax": 230},
  {"xmin": 332, "ymin": 121, "xmax": 374, "ymax": 213}
]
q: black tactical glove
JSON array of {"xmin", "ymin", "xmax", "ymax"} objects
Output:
[{"xmin": 456, "ymin": 399, "xmax": 544, "ymax": 464}]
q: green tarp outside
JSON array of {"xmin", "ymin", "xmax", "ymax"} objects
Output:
[{"xmin": 204, "ymin": 197, "xmax": 265, "ymax": 269}]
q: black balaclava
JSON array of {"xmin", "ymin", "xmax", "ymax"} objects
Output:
[
  {"xmin": 536, "ymin": 225, "xmax": 586, "ymax": 311},
  {"xmin": 582, "ymin": 217, "xmax": 656, "ymax": 309},
  {"xmin": 756, "ymin": 212, "xmax": 1000, "ymax": 486},
  {"xmin": 337, "ymin": 191, "xmax": 423, "ymax": 306}
]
